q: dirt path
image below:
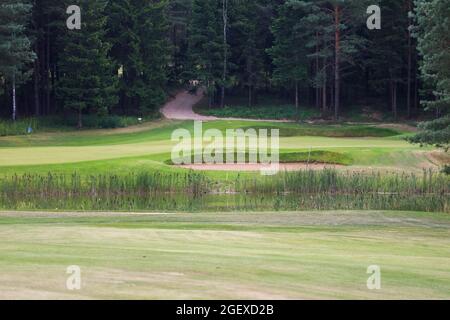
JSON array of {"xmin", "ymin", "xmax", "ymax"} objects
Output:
[
  {"xmin": 161, "ymin": 90, "xmax": 217, "ymax": 121},
  {"xmin": 161, "ymin": 90, "xmax": 292, "ymax": 122}
]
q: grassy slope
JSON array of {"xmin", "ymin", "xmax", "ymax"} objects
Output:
[
  {"xmin": 0, "ymin": 210, "xmax": 449, "ymax": 299},
  {"xmin": 0, "ymin": 119, "xmax": 437, "ymax": 176}
]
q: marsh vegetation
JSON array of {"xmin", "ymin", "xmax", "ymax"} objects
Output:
[{"xmin": 1, "ymin": 169, "xmax": 447, "ymax": 213}]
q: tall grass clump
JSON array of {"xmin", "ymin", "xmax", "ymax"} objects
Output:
[
  {"xmin": 0, "ymin": 171, "xmax": 210, "ymax": 198},
  {"xmin": 235, "ymin": 169, "xmax": 449, "ymax": 196},
  {"xmin": 0, "ymin": 169, "xmax": 448, "ymax": 213}
]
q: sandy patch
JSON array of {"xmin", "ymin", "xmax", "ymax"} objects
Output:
[
  {"xmin": 161, "ymin": 89, "xmax": 217, "ymax": 121},
  {"xmin": 428, "ymin": 150, "xmax": 450, "ymax": 166},
  {"xmin": 161, "ymin": 89, "xmax": 293, "ymax": 123},
  {"xmin": 178, "ymin": 163, "xmax": 343, "ymax": 172},
  {"xmin": 375, "ymin": 123, "xmax": 418, "ymax": 132}
]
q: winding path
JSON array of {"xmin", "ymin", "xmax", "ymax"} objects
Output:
[
  {"xmin": 161, "ymin": 90, "xmax": 217, "ymax": 121},
  {"xmin": 161, "ymin": 90, "xmax": 291, "ymax": 122}
]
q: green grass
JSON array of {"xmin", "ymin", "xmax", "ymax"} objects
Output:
[
  {"xmin": 0, "ymin": 118, "xmax": 443, "ymax": 186},
  {"xmin": 237, "ymin": 123, "xmax": 400, "ymax": 138},
  {"xmin": 0, "ymin": 114, "xmax": 163, "ymax": 137},
  {"xmin": 0, "ymin": 120, "xmax": 404, "ymax": 147},
  {"xmin": 0, "ymin": 210, "xmax": 449, "ymax": 299},
  {"xmin": 0, "ymin": 118, "xmax": 448, "ymax": 299},
  {"xmin": 193, "ymin": 93, "xmax": 319, "ymax": 121},
  {"xmin": 196, "ymin": 104, "xmax": 320, "ymax": 120},
  {"xmin": 0, "ymin": 119, "xmax": 426, "ymax": 173}
]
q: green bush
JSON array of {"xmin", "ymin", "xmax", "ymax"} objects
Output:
[
  {"xmin": 197, "ymin": 105, "xmax": 320, "ymax": 120},
  {"xmin": 442, "ymin": 165, "xmax": 450, "ymax": 175},
  {"xmin": 0, "ymin": 118, "xmax": 49, "ymax": 136},
  {"xmin": 62, "ymin": 115, "xmax": 141, "ymax": 129},
  {"xmin": 0, "ymin": 113, "xmax": 161, "ymax": 136}
]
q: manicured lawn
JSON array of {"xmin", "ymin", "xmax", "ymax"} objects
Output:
[
  {"xmin": 0, "ymin": 210, "xmax": 449, "ymax": 299},
  {"xmin": 0, "ymin": 120, "xmax": 447, "ymax": 300},
  {"xmin": 0, "ymin": 119, "xmax": 439, "ymax": 176}
]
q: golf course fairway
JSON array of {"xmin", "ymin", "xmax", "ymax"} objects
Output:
[{"xmin": 0, "ymin": 211, "xmax": 449, "ymax": 300}]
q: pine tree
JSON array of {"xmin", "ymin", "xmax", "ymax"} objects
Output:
[
  {"xmin": 186, "ymin": 0, "xmax": 223, "ymax": 108},
  {"xmin": 58, "ymin": 0, "xmax": 118, "ymax": 128},
  {"xmin": 366, "ymin": 0, "xmax": 409, "ymax": 120},
  {"xmin": 167, "ymin": 0, "xmax": 192, "ymax": 85},
  {"xmin": 268, "ymin": 1, "xmax": 309, "ymax": 118},
  {"xmin": 0, "ymin": 0, "xmax": 35, "ymax": 121},
  {"xmin": 409, "ymin": 0, "xmax": 450, "ymax": 149},
  {"xmin": 136, "ymin": 0, "xmax": 170, "ymax": 113},
  {"xmin": 107, "ymin": 0, "xmax": 169, "ymax": 115},
  {"xmin": 293, "ymin": 0, "xmax": 371, "ymax": 119},
  {"xmin": 31, "ymin": 0, "xmax": 71, "ymax": 116},
  {"xmin": 106, "ymin": 0, "xmax": 143, "ymax": 114},
  {"xmin": 414, "ymin": 0, "xmax": 450, "ymax": 113},
  {"xmin": 232, "ymin": 0, "xmax": 271, "ymax": 107}
]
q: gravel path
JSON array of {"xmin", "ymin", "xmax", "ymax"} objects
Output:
[
  {"xmin": 161, "ymin": 89, "xmax": 292, "ymax": 122},
  {"xmin": 161, "ymin": 90, "xmax": 217, "ymax": 121}
]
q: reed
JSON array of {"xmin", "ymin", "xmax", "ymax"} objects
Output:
[
  {"xmin": 0, "ymin": 169, "xmax": 448, "ymax": 212},
  {"xmin": 235, "ymin": 169, "xmax": 449, "ymax": 196},
  {"xmin": 0, "ymin": 171, "xmax": 211, "ymax": 197}
]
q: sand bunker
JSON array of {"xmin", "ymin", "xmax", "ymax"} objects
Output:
[{"xmin": 178, "ymin": 163, "xmax": 344, "ymax": 172}]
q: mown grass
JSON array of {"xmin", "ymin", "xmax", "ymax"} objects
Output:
[
  {"xmin": 0, "ymin": 211, "xmax": 449, "ymax": 299},
  {"xmin": 0, "ymin": 118, "xmax": 425, "ymax": 177},
  {"xmin": 0, "ymin": 120, "xmax": 404, "ymax": 147},
  {"xmin": 237, "ymin": 124, "xmax": 400, "ymax": 138},
  {"xmin": 0, "ymin": 119, "xmax": 439, "ymax": 184}
]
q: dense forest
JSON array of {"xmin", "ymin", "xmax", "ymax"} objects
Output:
[{"xmin": 0, "ymin": 0, "xmax": 448, "ymax": 145}]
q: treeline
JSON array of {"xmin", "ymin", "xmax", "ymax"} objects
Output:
[
  {"xmin": 0, "ymin": 0, "xmax": 169, "ymax": 127},
  {"xmin": 0, "ymin": 0, "xmax": 448, "ymax": 130}
]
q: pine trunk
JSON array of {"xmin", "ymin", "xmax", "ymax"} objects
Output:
[
  {"xmin": 12, "ymin": 73, "xmax": 17, "ymax": 121},
  {"xmin": 391, "ymin": 80, "xmax": 398, "ymax": 120},
  {"xmin": 407, "ymin": 0, "xmax": 412, "ymax": 118},
  {"xmin": 207, "ymin": 80, "xmax": 213, "ymax": 109},
  {"xmin": 46, "ymin": 25, "xmax": 50, "ymax": 114},
  {"xmin": 414, "ymin": 67, "xmax": 418, "ymax": 112},
  {"xmin": 334, "ymin": 5, "xmax": 340, "ymax": 120},
  {"xmin": 315, "ymin": 32, "xmax": 320, "ymax": 109},
  {"xmin": 322, "ymin": 62, "xmax": 327, "ymax": 113},
  {"xmin": 295, "ymin": 81, "xmax": 299, "ymax": 121},
  {"xmin": 34, "ymin": 58, "xmax": 40, "ymax": 116},
  {"xmin": 77, "ymin": 109, "xmax": 83, "ymax": 129},
  {"xmin": 220, "ymin": 0, "xmax": 228, "ymax": 109}
]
